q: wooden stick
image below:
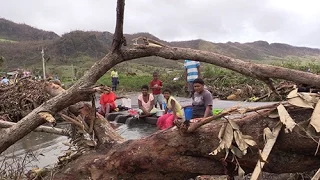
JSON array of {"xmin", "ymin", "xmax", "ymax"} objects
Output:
[
  {"xmin": 250, "ymin": 124, "xmax": 283, "ymax": 180},
  {"xmin": 0, "ymin": 120, "xmax": 69, "ymax": 137},
  {"xmin": 59, "ymin": 113, "xmax": 88, "ymax": 132},
  {"xmin": 312, "ymin": 168, "xmax": 320, "ymax": 180},
  {"xmin": 187, "ymin": 103, "xmax": 280, "ymax": 132}
]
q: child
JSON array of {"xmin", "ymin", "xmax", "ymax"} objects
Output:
[
  {"xmin": 138, "ymin": 85, "xmax": 157, "ymax": 117},
  {"xmin": 157, "ymin": 89, "xmax": 184, "ymax": 130},
  {"xmin": 150, "ymin": 72, "xmax": 164, "ymax": 109}
]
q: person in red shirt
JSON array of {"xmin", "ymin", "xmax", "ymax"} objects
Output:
[
  {"xmin": 149, "ymin": 72, "xmax": 164, "ymax": 110},
  {"xmin": 99, "ymin": 86, "xmax": 126, "ymax": 117}
]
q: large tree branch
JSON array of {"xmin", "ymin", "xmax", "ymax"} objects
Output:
[
  {"xmin": 122, "ymin": 46, "xmax": 320, "ymax": 88},
  {"xmin": 111, "ymin": 0, "xmax": 125, "ymax": 52}
]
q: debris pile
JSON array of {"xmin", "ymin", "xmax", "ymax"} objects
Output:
[{"xmin": 0, "ymin": 78, "xmax": 50, "ymax": 122}]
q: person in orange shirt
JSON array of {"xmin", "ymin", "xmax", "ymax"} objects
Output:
[{"xmin": 99, "ymin": 86, "xmax": 126, "ymax": 118}]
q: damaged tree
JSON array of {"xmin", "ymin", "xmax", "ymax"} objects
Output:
[{"xmin": 1, "ymin": 0, "xmax": 320, "ymax": 179}]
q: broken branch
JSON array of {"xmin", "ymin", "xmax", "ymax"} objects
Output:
[
  {"xmin": 187, "ymin": 103, "xmax": 280, "ymax": 132},
  {"xmin": 59, "ymin": 113, "xmax": 88, "ymax": 132},
  {"xmin": 111, "ymin": 0, "xmax": 125, "ymax": 52},
  {"xmin": 0, "ymin": 120, "xmax": 69, "ymax": 137}
]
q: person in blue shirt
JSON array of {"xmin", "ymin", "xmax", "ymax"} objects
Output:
[{"xmin": 184, "ymin": 60, "xmax": 201, "ymax": 98}]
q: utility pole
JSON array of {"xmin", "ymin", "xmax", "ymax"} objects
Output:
[
  {"xmin": 71, "ymin": 64, "xmax": 75, "ymax": 82},
  {"xmin": 41, "ymin": 47, "xmax": 46, "ymax": 79}
]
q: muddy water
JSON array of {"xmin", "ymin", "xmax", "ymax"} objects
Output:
[{"xmin": 2, "ymin": 93, "xmax": 276, "ymax": 169}]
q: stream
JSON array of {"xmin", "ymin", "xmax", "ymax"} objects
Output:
[{"xmin": 1, "ymin": 93, "xmax": 276, "ymax": 170}]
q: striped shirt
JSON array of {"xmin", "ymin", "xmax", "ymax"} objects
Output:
[{"xmin": 184, "ymin": 60, "xmax": 200, "ymax": 82}]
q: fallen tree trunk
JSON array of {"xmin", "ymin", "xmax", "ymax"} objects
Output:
[
  {"xmin": 121, "ymin": 46, "xmax": 320, "ymax": 88},
  {"xmin": 0, "ymin": 120, "xmax": 69, "ymax": 137},
  {"xmin": 51, "ymin": 108, "xmax": 320, "ymax": 179}
]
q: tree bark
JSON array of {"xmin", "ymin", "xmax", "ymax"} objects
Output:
[
  {"xmin": 121, "ymin": 46, "xmax": 320, "ymax": 88},
  {"xmin": 52, "ymin": 108, "xmax": 320, "ymax": 180},
  {"xmin": 0, "ymin": 120, "xmax": 69, "ymax": 136}
]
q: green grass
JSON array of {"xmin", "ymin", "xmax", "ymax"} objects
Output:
[
  {"xmin": 97, "ymin": 70, "xmax": 186, "ymax": 95},
  {"xmin": 98, "ymin": 74, "xmax": 152, "ymax": 91},
  {"xmin": 0, "ymin": 38, "xmax": 17, "ymax": 43}
]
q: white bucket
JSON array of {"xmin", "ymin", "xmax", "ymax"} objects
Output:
[
  {"xmin": 156, "ymin": 109, "xmax": 165, "ymax": 117},
  {"xmin": 121, "ymin": 98, "xmax": 131, "ymax": 108}
]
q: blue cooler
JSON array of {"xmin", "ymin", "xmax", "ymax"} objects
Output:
[{"xmin": 184, "ymin": 107, "xmax": 193, "ymax": 121}]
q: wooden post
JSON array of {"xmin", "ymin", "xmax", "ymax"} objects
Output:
[{"xmin": 41, "ymin": 47, "xmax": 46, "ymax": 79}]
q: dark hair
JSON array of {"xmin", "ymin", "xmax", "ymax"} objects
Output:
[
  {"xmin": 193, "ymin": 78, "xmax": 204, "ymax": 85},
  {"xmin": 163, "ymin": 89, "xmax": 171, "ymax": 94},
  {"xmin": 141, "ymin": 85, "xmax": 149, "ymax": 90},
  {"xmin": 153, "ymin": 71, "xmax": 158, "ymax": 76}
]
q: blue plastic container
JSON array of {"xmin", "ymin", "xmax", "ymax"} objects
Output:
[
  {"xmin": 184, "ymin": 107, "xmax": 193, "ymax": 121},
  {"xmin": 162, "ymin": 102, "xmax": 166, "ymax": 110}
]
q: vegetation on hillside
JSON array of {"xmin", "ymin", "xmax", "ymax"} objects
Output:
[{"xmin": 0, "ymin": 18, "xmax": 59, "ymax": 41}]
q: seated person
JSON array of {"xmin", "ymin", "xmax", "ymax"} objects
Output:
[
  {"xmin": 157, "ymin": 89, "xmax": 184, "ymax": 130},
  {"xmin": 99, "ymin": 86, "xmax": 126, "ymax": 118},
  {"xmin": 138, "ymin": 85, "xmax": 157, "ymax": 117},
  {"xmin": 192, "ymin": 78, "xmax": 213, "ymax": 119}
]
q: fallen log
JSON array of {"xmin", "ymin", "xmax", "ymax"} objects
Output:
[
  {"xmin": 51, "ymin": 107, "xmax": 320, "ymax": 180},
  {"xmin": 0, "ymin": 120, "xmax": 69, "ymax": 137}
]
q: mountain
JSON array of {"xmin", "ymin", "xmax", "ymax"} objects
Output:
[
  {"xmin": 1, "ymin": 18, "xmax": 320, "ymax": 69},
  {"xmin": 171, "ymin": 40, "xmax": 320, "ymax": 61},
  {"xmin": 0, "ymin": 18, "xmax": 59, "ymax": 41}
]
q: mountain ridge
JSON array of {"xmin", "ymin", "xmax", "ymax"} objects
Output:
[{"xmin": 0, "ymin": 18, "xmax": 320, "ymax": 69}]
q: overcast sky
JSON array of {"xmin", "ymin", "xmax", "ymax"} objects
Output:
[{"xmin": 1, "ymin": 0, "xmax": 320, "ymax": 48}]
